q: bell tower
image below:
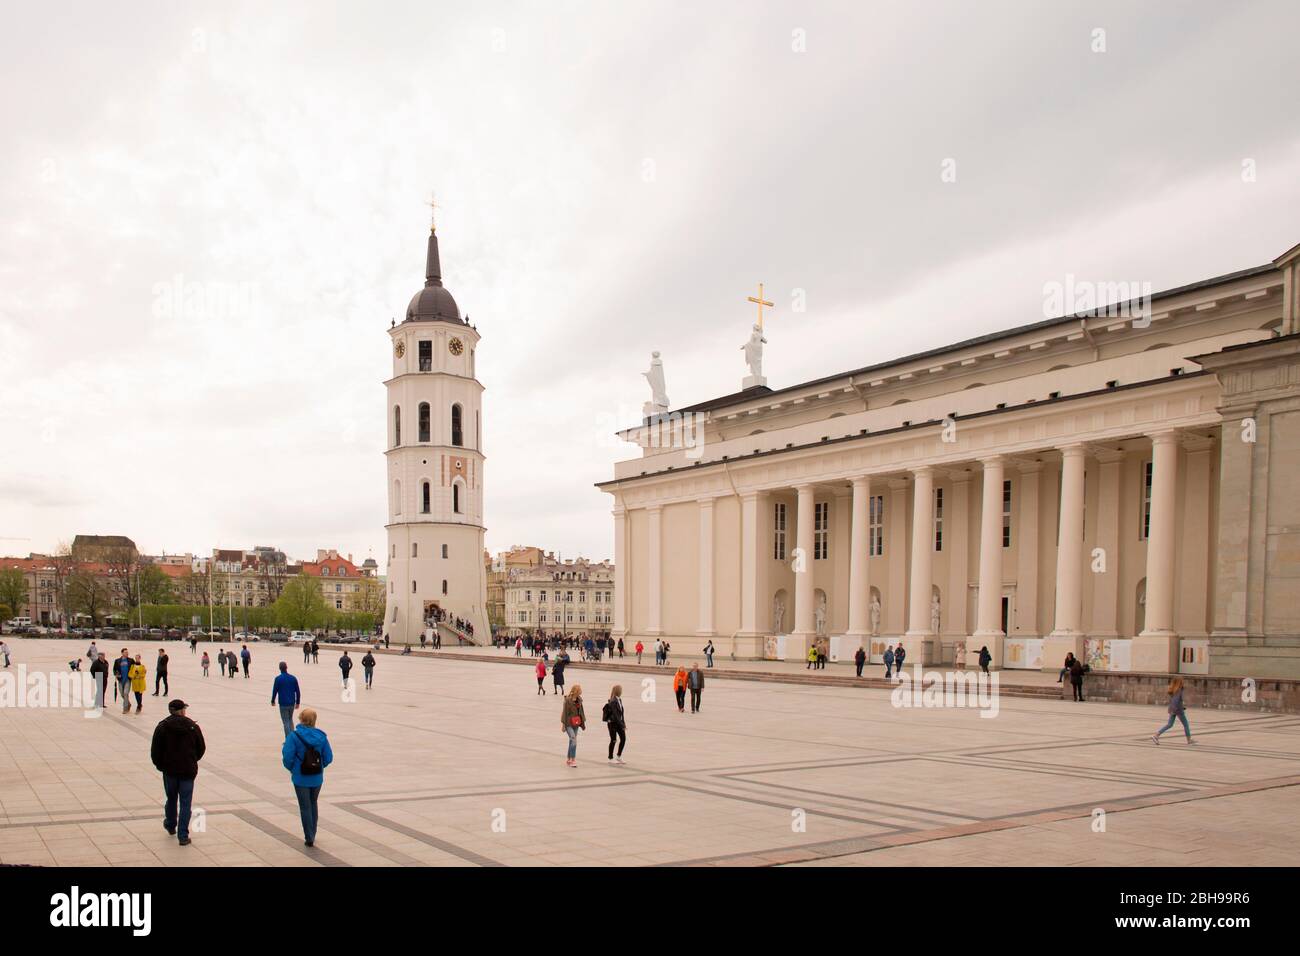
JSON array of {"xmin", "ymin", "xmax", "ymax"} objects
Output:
[{"xmin": 384, "ymin": 216, "xmax": 488, "ymax": 645}]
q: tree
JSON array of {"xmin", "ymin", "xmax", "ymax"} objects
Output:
[
  {"xmin": 354, "ymin": 577, "xmax": 385, "ymax": 622},
  {"xmin": 275, "ymin": 576, "xmax": 328, "ymax": 631},
  {"xmin": 259, "ymin": 558, "xmax": 291, "ymax": 602},
  {"xmin": 138, "ymin": 565, "xmax": 174, "ymax": 605},
  {"xmin": 65, "ymin": 571, "xmax": 111, "ymax": 628},
  {"xmin": 102, "ymin": 546, "xmax": 143, "ymax": 610},
  {"xmin": 48, "ymin": 542, "xmax": 75, "ymax": 627},
  {"xmin": 0, "ymin": 568, "xmax": 26, "ymax": 618}
]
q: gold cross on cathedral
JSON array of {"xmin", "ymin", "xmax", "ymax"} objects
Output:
[
  {"xmin": 426, "ymin": 192, "xmax": 438, "ymax": 232},
  {"xmin": 747, "ymin": 282, "xmax": 775, "ymax": 330}
]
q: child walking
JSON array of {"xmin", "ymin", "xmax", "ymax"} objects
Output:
[{"xmin": 1152, "ymin": 677, "xmax": 1196, "ymax": 746}]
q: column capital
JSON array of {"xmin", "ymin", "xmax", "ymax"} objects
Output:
[
  {"xmin": 850, "ymin": 475, "xmax": 872, "ymax": 490},
  {"xmin": 1148, "ymin": 428, "xmax": 1181, "ymax": 446},
  {"xmin": 646, "ymin": 503, "xmax": 664, "ymax": 514},
  {"xmin": 1056, "ymin": 442, "xmax": 1090, "ymax": 459},
  {"xmin": 612, "ymin": 506, "xmax": 627, "ymax": 518},
  {"xmin": 911, "ymin": 464, "xmax": 935, "ymax": 478},
  {"xmin": 793, "ymin": 482, "xmax": 817, "ymax": 495},
  {"xmin": 739, "ymin": 490, "xmax": 766, "ymax": 503}
]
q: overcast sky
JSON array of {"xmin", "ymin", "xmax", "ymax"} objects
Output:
[{"xmin": 2, "ymin": 0, "xmax": 1298, "ymax": 568}]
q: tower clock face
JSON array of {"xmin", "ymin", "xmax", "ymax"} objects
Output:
[
  {"xmin": 394, "ymin": 341, "xmax": 405, "ymax": 358},
  {"xmin": 448, "ymin": 337, "xmax": 464, "ymax": 356}
]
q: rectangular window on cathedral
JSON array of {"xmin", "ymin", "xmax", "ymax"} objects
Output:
[
  {"xmin": 773, "ymin": 502, "xmax": 787, "ymax": 560},
  {"xmin": 1002, "ymin": 479, "xmax": 1013, "ymax": 548},
  {"xmin": 869, "ymin": 494, "xmax": 884, "ymax": 557},
  {"xmin": 934, "ymin": 487, "xmax": 944, "ymax": 552},
  {"xmin": 814, "ymin": 501, "xmax": 829, "ymax": 560},
  {"xmin": 419, "ymin": 340, "xmax": 432, "ymax": 372}
]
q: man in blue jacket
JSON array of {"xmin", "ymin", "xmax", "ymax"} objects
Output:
[
  {"xmin": 270, "ymin": 662, "xmax": 301, "ymax": 738},
  {"xmin": 115, "ymin": 649, "xmax": 134, "ymax": 714}
]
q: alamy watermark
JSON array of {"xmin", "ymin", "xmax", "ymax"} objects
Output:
[
  {"xmin": 1042, "ymin": 274, "xmax": 1152, "ymax": 327},
  {"xmin": 890, "ymin": 664, "xmax": 1000, "ymax": 718}
]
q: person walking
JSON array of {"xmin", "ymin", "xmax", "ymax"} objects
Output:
[
  {"xmin": 200, "ymin": 650, "xmax": 210, "ymax": 677},
  {"xmin": 116, "ymin": 649, "xmax": 133, "ymax": 711},
  {"xmin": 0, "ymin": 640, "xmax": 9, "ymax": 668},
  {"xmin": 603, "ymin": 685, "xmax": 626, "ymax": 764},
  {"xmin": 535, "ymin": 656, "xmax": 548, "ymax": 695},
  {"xmin": 662, "ymin": 641, "xmax": 671, "ymax": 665},
  {"xmin": 854, "ymin": 645, "xmax": 866, "ymax": 678},
  {"xmin": 806, "ymin": 644, "xmax": 817, "ymax": 670},
  {"xmin": 240, "ymin": 644, "xmax": 251, "ymax": 679},
  {"xmin": 1152, "ymin": 677, "xmax": 1195, "ymax": 745},
  {"xmin": 361, "ymin": 650, "xmax": 376, "ymax": 689},
  {"xmin": 128, "ymin": 655, "xmax": 147, "ymax": 714},
  {"xmin": 635, "ymin": 640, "xmax": 644, "ymax": 664},
  {"xmin": 153, "ymin": 648, "xmax": 169, "ymax": 697},
  {"xmin": 282, "ymin": 708, "xmax": 333, "ymax": 847},
  {"xmin": 302, "ymin": 639, "xmax": 311, "ymax": 664},
  {"xmin": 271, "ymin": 662, "xmax": 302, "ymax": 738},
  {"xmin": 227, "ymin": 648, "xmax": 238, "ymax": 679},
  {"xmin": 515, "ymin": 637, "xmax": 523, "ymax": 657},
  {"xmin": 894, "ymin": 643, "xmax": 907, "ymax": 675},
  {"xmin": 150, "ymin": 698, "xmax": 206, "ymax": 847},
  {"xmin": 1069, "ymin": 655, "xmax": 1086, "ymax": 702},
  {"xmin": 673, "ymin": 665, "xmax": 688, "ymax": 713},
  {"xmin": 90, "ymin": 652, "xmax": 109, "ymax": 710},
  {"xmin": 883, "ymin": 645, "xmax": 894, "ymax": 680},
  {"xmin": 978, "ymin": 645, "xmax": 992, "ymax": 676},
  {"xmin": 87, "ymin": 640, "xmax": 98, "ymax": 664},
  {"xmin": 338, "ymin": 650, "xmax": 353, "ymax": 688},
  {"xmin": 686, "ymin": 663, "xmax": 705, "ymax": 714},
  {"xmin": 703, "ymin": 640, "xmax": 715, "ymax": 668},
  {"xmin": 653, "ymin": 638, "xmax": 662, "ymax": 666},
  {"xmin": 552, "ymin": 650, "xmax": 568, "ymax": 696},
  {"xmin": 190, "ymin": 634, "xmax": 198, "ymax": 654},
  {"xmin": 217, "ymin": 649, "xmax": 227, "ymax": 678},
  {"xmin": 617, "ymin": 638, "xmax": 625, "ymax": 659},
  {"xmin": 311, "ymin": 639, "xmax": 319, "ymax": 664},
  {"xmin": 561, "ymin": 685, "xmax": 586, "ymax": 768}
]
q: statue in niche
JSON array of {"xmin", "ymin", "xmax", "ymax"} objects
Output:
[
  {"xmin": 773, "ymin": 596, "xmax": 785, "ymax": 635},
  {"xmin": 869, "ymin": 596, "xmax": 881, "ymax": 637},
  {"xmin": 814, "ymin": 593, "xmax": 827, "ymax": 637},
  {"xmin": 930, "ymin": 594, "xmax": 941, "ymax": 635}
]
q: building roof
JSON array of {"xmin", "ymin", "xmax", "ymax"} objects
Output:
[
  {"xmin": 301, "ymin": 556, "xmax": 361, "ymax": 578},
  {"xmin": 404, "ymin": 229, "xmax": 462, "ymax": 324},
  {"xmin": 659, "ymin": 261, "xmax": 1278, "ymax": 422},
  {"xmin": 72, "ymin": 534, "xmax": 136, "ymax": 550}
]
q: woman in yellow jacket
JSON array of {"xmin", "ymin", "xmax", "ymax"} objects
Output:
[
  {"xmin": 673, "ymin": 666, "xmax": 688, "ymax": 713},
  {"xmin": 128, "ymin": 654, "xmax": 147, "ymax": 714},
  {"xmin": 807, "ymin": 645, "xmax": 818, "ymax": 670}
]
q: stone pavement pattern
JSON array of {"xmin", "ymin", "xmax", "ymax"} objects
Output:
[{"xmin": 0, "ymin": 639, "xmax": 1297, "ymax": 867}]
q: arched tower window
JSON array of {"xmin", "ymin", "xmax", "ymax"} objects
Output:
[
  {"xmin": 418, "ymin": 403, "xmax": 430, "ymax": 443},
  {"xmin": 421, "ymin": 481, "xmax": 431, "ymax": 514},
  {"xmin": 451, "ymin": 403, "xmax": 464, "ymax": 447},
  {"xmin": 452, "ymin": 478, "xmax": 465, "ymax": 514},
  {"xmin": 393, "ymin": 406, "xmax": 401, "ymax": 446}
]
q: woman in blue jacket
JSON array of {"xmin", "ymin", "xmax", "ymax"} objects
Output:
[{"xmin": 282, "ymin": 707, "xmax": 334, "ymax": 846}]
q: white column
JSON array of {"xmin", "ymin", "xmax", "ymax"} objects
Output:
[
  {"xmin": 1014, "ymin": 461, "xmax": 1042, "ymax": 637},
  {"xmin": 645, "ymin": 504, "xmax": 663, "ymax": 636},
  {"xmin": 612, "ymin": 505, "xmax": 629, "ymax": 637},
  {"xmin": 1089, "ymin": 450, "xmax": 1123, "ymax": 639},
  {"xmin": 973, "ymin": 456, "xmax": 1005, "ymax": 667},
  {"xmin": 696, "ymin": 497, "xmax": 715, "ymax": 637},
  {"xmin": 885, "ymin": 478, "xmax": 909, "ymax": 635},
  {"xmin": 792, "ymin": 484, "xmax": 817, "ymax": 650},
  {"xmin": 845, "ymin": 476, "xmax": 872, "ymax": 641},
  {"xmin": 737, "ymin": 491, "xmax": 763, "ymax": 641},
  {"xmin": 1050, "ymin": 445, "xmax": 1087, "ymax": 639},
  {"xmin": 903, "ymin": 467, "xmax": 935, "ymax": 666},
  {"xmin": 1135, "ymin": 430, "xmax": 1180, "ymax": 672},
  {"xmin": 945, "ymin": 470, "xmax": 971, "ymax": 647}
]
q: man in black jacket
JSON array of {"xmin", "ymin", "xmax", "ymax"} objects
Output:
[{"xmin": 150, "ymin": 699, "xmax": 206, "ymax": 846}]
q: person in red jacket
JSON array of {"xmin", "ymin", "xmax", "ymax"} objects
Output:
[
  {"xmin": 635, "ymin": 640, "xmax": 645, "ymax": 664},
  {"xmin": 535, "ymin": 657, "xmax": 548, "ymax": 695}
]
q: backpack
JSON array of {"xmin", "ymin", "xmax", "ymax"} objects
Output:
[
  {"xmin": 295, "ymin": 731, "xmax": 323, "ymax": 776},
  {"xmin": 601, "ymin": 701, "xmax": 612, "ymax": 722}
]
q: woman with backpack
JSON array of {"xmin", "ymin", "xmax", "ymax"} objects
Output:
[
  {"xmin": 282, "ymin": 707, "xmax": 334, "ymax": 847},
  {"xmin": 535, "ymin": 656, "xmax": 548, "ymax": 695},
  {"xmin": 978, "ymin": 645, "xmax": 992, "ymax": 675},
  {"xmin": 1152, "ymin": 677, "xmax": 1196, "ymax": 746},
  {"xmin": 561, "ymin": 685, "xmax": 586, "ymax": 768},
  {"xmin": 603, "ymin": 685, "xmax": 626, "ymax": 764},
  {"xmin": 201, "ymin": 651, "xmax": 210, "ymax": 678}
]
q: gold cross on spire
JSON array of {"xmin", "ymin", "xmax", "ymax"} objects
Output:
[
  {"xmin": 747, "ymin": 282, "xmax": 775, "ymax": 330},
  {"xmin": 426, "ymin": 192, "xmax": 438, "ymax": 233}
]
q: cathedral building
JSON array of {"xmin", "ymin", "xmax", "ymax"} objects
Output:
[
  {"xmin": 383, "ymin": 222, "xmax": 489, "ymax": 645},
  {"xmin": 600, "ymin": 242, "xmax": 1300, "ymax": 678}
]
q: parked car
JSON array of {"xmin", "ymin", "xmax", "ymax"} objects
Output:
[
  {"xmin": 266, "ymin": 631, "xmax": 290, "ymax": 643},
  {"xmin": 289, "ymin": 630, "xmax": 314, "ymax": 643}
]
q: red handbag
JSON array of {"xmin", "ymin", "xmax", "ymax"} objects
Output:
[{"xmin": 569, "ymin": 714, "xmax": 581, "ymax": 726}]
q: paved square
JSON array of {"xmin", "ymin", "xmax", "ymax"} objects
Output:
[{"xmin": 0, "ymin": 639, "xmax": 1297, "ymax": 866}]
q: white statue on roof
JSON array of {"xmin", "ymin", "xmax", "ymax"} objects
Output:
[
  {"xmin": 642, "ymin": 351, "xmax": 669, "ymax": 416},
  {"xmin": 742, "ymin": 323, "xmax": 768, "ymax": 389}
]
